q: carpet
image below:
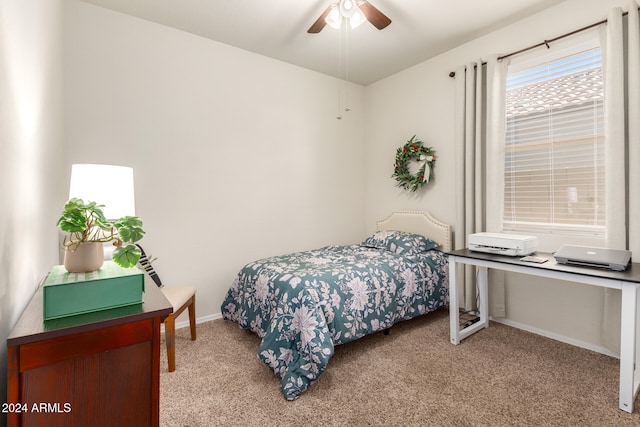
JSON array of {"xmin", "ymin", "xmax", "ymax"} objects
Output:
[{"xmin": 159, "ymin": 309, "xmax": 640, "ymax": 426}]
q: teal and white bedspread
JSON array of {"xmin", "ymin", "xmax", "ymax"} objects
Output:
[{"xmin": 221, "ymin": 232, "xmax": 449, "ymax": 400}]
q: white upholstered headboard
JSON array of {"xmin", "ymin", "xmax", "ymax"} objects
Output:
[{"xmin": 376, "ymin": 211, "xmax": 453, "ymax": 252}]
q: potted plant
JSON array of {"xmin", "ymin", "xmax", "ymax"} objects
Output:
[{"xmin": 57, "ymin": 198, "xmax": 146, "ymax": 272}]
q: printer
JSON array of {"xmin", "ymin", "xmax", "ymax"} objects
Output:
[{"xmin": 468, "ymin": 232, "xmax": 538, "ymax": 256}]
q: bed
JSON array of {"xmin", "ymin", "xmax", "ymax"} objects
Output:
[{"xmin": 221, "ymin": 211, "xmax": 452, "ymax": 400}]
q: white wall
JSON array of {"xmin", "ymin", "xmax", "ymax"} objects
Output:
[
  {"xmin": 364, "ymin": 0, "xmax": 630, "ymax": 354},
  {"xmin": 363, "ymin": 58, "xmax": 457, "ymax": 234},
  {"xmin": 63, "ymin": 1, "xmax": 366, "ymax": 323},
  {"xmin": 0, "ymin": 0, "xmax": 65, "ymax": 419}
]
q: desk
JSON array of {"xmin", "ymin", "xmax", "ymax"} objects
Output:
[
  {"xmin": 447, "ymin": 249, "xmax": 640, "ymax": 413},
  {"xmin": 7, "ymin": 281, "xmax": 172, "ymax": 426}
]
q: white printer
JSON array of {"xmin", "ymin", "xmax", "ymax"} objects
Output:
[{"xmin": 468, "ymin": 232, "xmax": 538, "ymax": 256}]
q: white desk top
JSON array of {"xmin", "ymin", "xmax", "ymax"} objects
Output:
[{"xmin": 447, "ymin": 248, "xmax": 640, "ymax": 284}]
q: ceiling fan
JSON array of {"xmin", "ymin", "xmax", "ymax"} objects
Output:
[{"xmin": 307, "ymin": 0, "xmax": 392, "ymax": 33}]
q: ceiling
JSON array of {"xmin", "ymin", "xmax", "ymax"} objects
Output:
[{"xmin": 81, "ymin": 0, "xmax": 566, "ymax": 86}]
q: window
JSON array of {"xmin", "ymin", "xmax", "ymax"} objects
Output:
[{"xmin": 503, "ymin": 39, "xmax": 604, "ymax": 236}]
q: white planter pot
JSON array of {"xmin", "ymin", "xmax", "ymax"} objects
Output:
[{"xmin": 63, "ymin": 242, "xmax": 104, "ymax": 273}]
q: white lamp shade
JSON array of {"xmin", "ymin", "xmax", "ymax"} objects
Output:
[
  {"xmin": 325, "ymin": 6, "xmax": 342, "ymax": 29},
  {"xmin": 69, "ymin": 164, "xmax": 135, "ymax": 219},
  {"xmin": 350, "ymin": 9, "xmax": 366, "ymax": 28}
]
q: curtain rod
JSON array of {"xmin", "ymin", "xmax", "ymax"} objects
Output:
[{"xmin": 448, "ymin": 9, "xmax": 634, "ymax": 78}]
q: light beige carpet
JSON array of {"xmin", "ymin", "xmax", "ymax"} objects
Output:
[{"xmin": 159, "ymin": 309, "xmax": 640, "ymax": 426}]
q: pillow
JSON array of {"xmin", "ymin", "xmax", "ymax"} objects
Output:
[{"xmin": 361, "ymin": 230, "xmax": 439, "ymax": 255}]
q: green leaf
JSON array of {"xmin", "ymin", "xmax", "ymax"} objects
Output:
[
  {"xmin": 112, "ymin": 244, "xmax": 141, "ymax": 268},
  {"xmin": 115, "ymin": 216, "xmax": 145, "ymax": 242},
  {"xmin": 118, "ymin": 225, "xmax": 145, "ymax": 242},
  {"xmin": 57, "ymin": 219, "xmax": 85, "ymax": 233}
]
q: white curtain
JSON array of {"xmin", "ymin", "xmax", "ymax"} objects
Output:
[
  {"xmin": 454, "ymin": 55, "xmax": 508, "ymax": 316},
  {"xmin": 628, "ymin": 3, "xmax": 640, "ymax": 256},
  {"xmin": 602, "ymin": 2, "xmax": 640, "ymax": 352}
]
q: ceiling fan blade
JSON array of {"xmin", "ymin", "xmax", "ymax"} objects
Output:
[
  {"xmin": 358, "ymin": 1, "xmax": 392, "ymax": 30},
  {"xmin": 307, "ymin": 4, "xmax": 334, "ymax": 33}
]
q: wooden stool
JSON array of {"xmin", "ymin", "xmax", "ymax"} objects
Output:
[
  {"xmin": 135, "ymin": 244, "xmax": 197, "ymax": 372},
  {"xmin": 160, "ymin": 286, "xmax": 196, "ymax": 372}
]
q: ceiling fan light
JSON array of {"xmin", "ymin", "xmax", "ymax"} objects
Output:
[
  {"xmin": 340, "ymin": 0, "xmax": 356, "ymax": 18},
  {"xmin": 325, "ymin": 6, "xmax": 342, "ymax": 29},
  {"xmin": 350, "ymin": 9, "xmax": 366, "ymax": 29}
]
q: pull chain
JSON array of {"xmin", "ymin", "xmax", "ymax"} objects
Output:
[
  {"xmin": 336, "ymin": 21, "xmax": 343, "ymax": 119},
  {"xmin": 344, "ymin": 24, "xmax": 351, "ymax": 112}
]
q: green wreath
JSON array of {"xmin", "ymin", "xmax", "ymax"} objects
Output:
[{"xmin": 392, "ymin": 135, "xmax": 436, "ymax": 192}]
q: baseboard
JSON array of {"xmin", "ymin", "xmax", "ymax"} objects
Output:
[
  {"xmin": 490, "ymin": 316, "xmax": 619, "ymax": 359},
  {"xmin": 171, "ymin": 312, "xmax": 222, "ymax": 331}
]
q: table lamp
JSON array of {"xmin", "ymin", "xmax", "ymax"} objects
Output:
[{"xmin": 67, "ymin": 163, "xmax": 136, "ymax": 264}]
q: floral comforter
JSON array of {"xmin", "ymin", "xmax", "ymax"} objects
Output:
[{"xmin": 221, "ymin": 244, "xmax": 449, "ymax": 400}]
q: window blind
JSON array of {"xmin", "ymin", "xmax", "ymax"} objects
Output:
[{"xmin": 504, "ymin": 47, "xmax": 604, "ymax": 235}]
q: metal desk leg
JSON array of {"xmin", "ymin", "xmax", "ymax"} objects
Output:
[
  {"xmin": 450, "ymin": 257, "xmax": 489, "ymax": 345},
  {"xmin": 478, "ymin": 266, "xmax": 489, "ymax": 328},
  {"xmin": 449, "ymin": 256, "xmax": 461, "ymax": 344},
  {"xmin": 619, "ymin": 282, "xmax": 639, "ymax": 413}
]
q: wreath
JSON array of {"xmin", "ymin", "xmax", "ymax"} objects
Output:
[{"xmin": 392, "ymin": 135, "xmax": 436, "ymax": 192}]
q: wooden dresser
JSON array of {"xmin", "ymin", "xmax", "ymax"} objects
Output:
[{"xmin": 6, "ymin": 281, "xmax": 172, "ymax": 426}]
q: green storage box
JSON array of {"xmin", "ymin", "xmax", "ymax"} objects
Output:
[{"xmin": 43, "ymin": 261, "xmax": 144, "ymax": 320}]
